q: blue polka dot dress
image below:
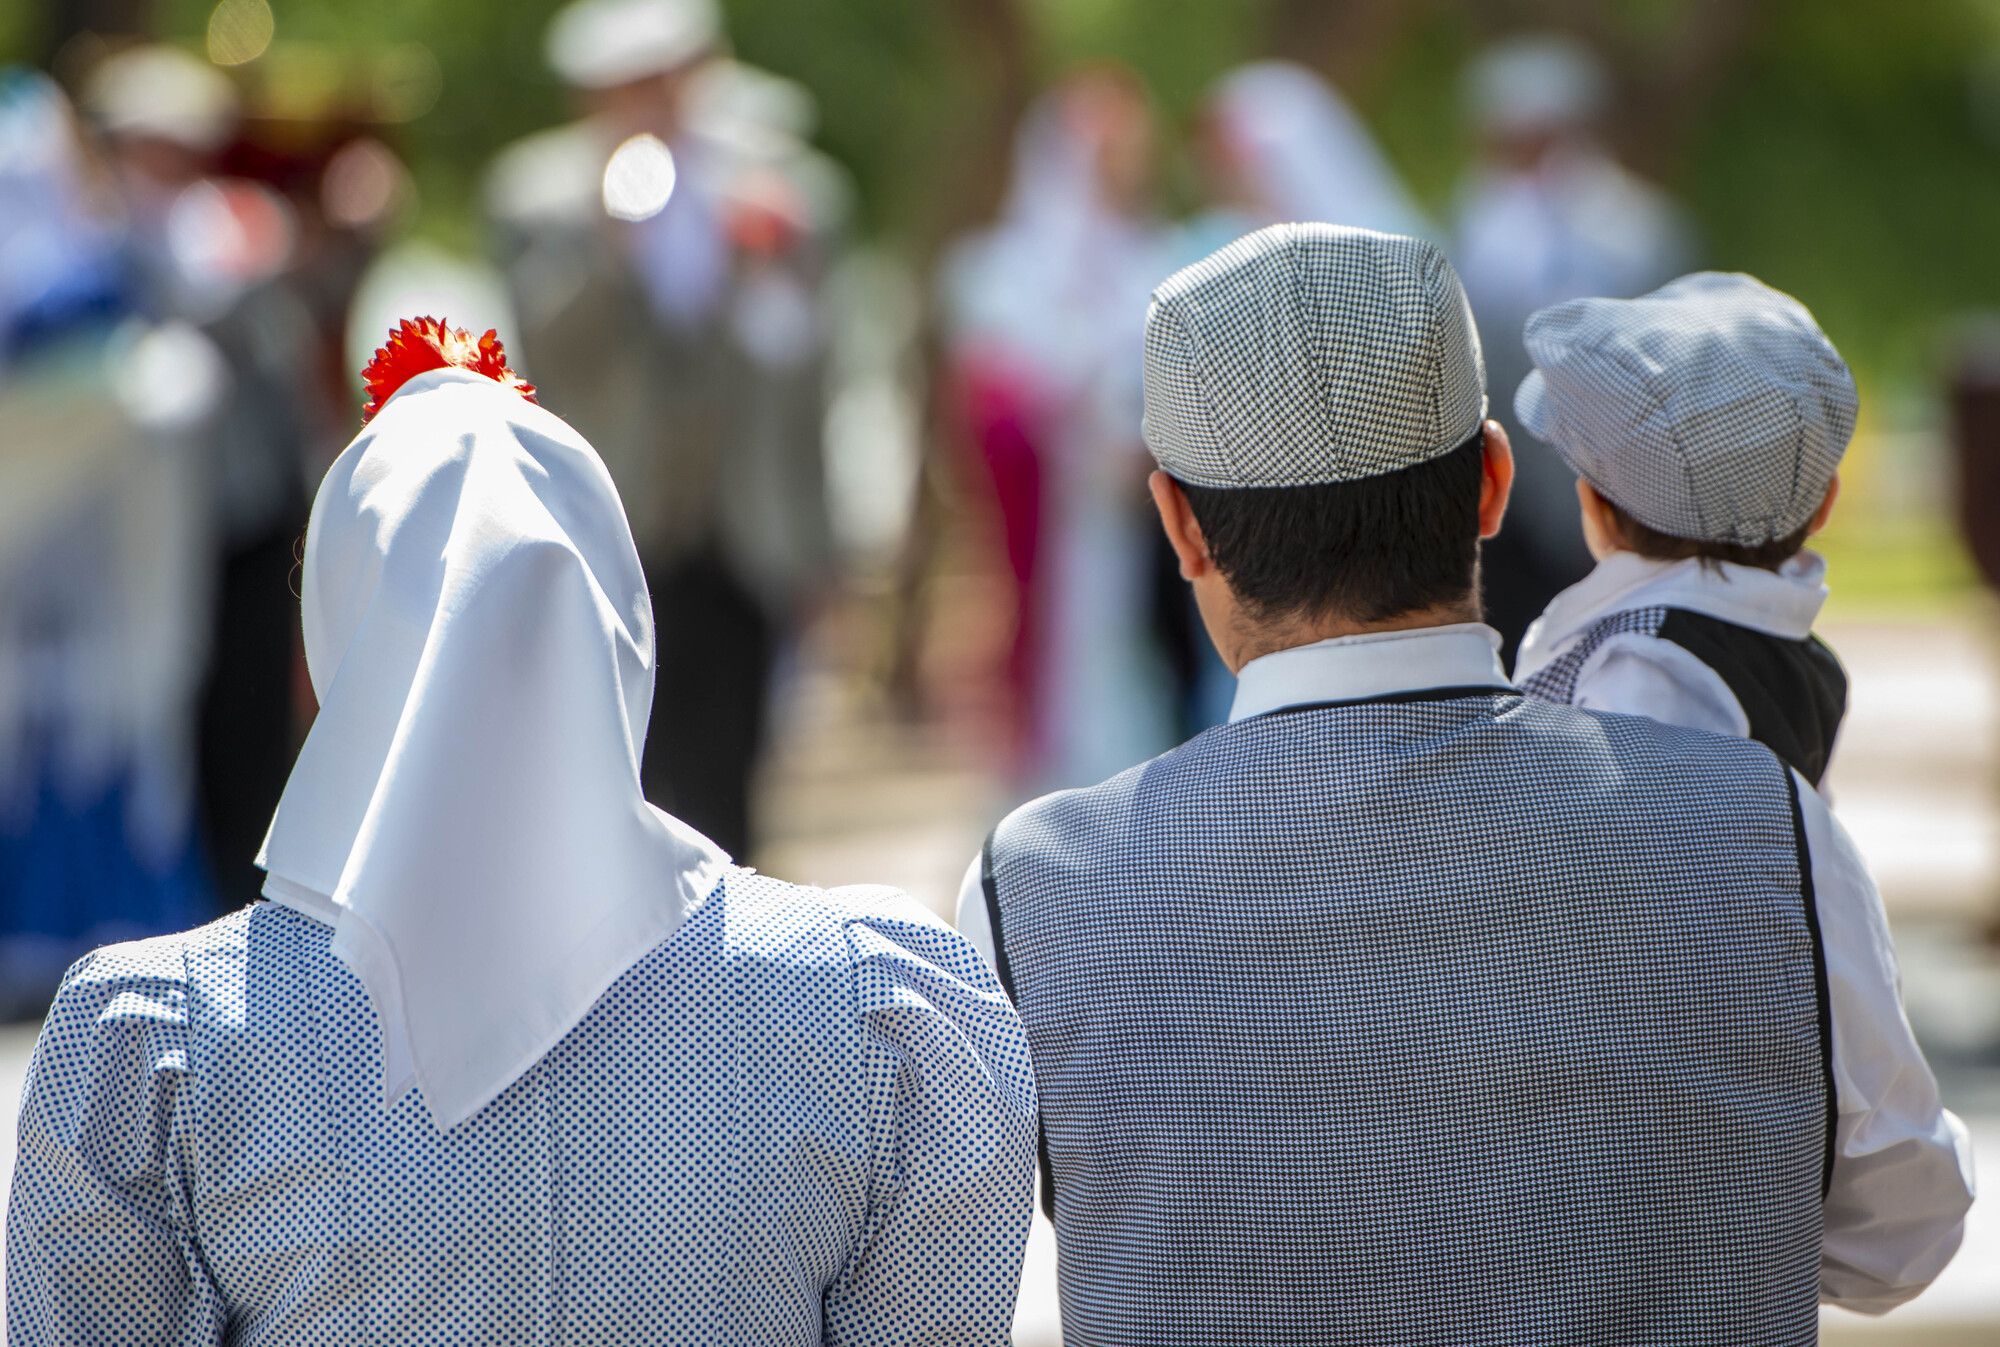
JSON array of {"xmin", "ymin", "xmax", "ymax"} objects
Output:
[{"xmin": 5, "ymin": 869, "xmax": 1039, "ymax": 1344}]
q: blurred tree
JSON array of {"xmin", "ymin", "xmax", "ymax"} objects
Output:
[
  {"xmin": 1685, "ymin": 0, "xmax": 2000, "ymax": 385},
  {"xmin": 33, "ymin": 0, "xmax": 155, "ymax": 64},
  {"xmin": 731, "ymin": 0, "xmax": 1034, "ymax": 257},
  {"xmin": 5, "ymin": 0, "xmax": 1998, "ymax": 390},
  {"xmin": 1268, "ymin": 0, "xmax": 1439, "ymax": 92}
]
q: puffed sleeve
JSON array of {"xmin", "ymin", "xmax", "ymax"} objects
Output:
[
  {"xmin": 5, "ymin": 942, "xmax": 224, "ymax": 1346},
  {"xmin": 823, "ymin": 887, "xmax": 1037, "ymax": 1346}
]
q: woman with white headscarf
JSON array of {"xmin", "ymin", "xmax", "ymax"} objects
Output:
[{"xmin": 6, "ymin": 321, "xmax": 1036, "ymax": 1344}]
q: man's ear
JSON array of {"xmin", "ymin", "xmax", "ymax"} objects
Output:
[
  {"xmin": 1149, "ymin": 470, "xmax": 1212, "ymax": 580},
  {"xmin": 1477, "ymin": 419, "xmax": 1514, "ymax": 540}
]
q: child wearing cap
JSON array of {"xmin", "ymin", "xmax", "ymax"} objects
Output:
[{"xmin": 1512, "ymin": 271, "xmax": 1854, "ymax": 787}]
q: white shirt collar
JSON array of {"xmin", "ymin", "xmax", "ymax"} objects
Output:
[
  {"xmin": 1228, "ymin": 623, "xmax": 1512, "ymax": 723},
  {"xmin": 1516, "ymin": 550, "xmax": 1829, "ymax": 681}
]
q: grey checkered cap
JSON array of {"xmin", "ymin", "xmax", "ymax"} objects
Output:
[
  {"xmin": 1142, "ymin": 223, "xmax": 1488, "ymax": 488},
  {"xmin": 1516, "ymin": 271, "xmax": 1857, "ymax": 546}
]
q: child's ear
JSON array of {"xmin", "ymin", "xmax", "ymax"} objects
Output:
[
  {"xmin": 1575, "ymin": 479, "xmax": 1625, "ymax": 560},
  {"xmin": 1808, "ymin": 474, "xmax": 1841, "ymax": 536}
]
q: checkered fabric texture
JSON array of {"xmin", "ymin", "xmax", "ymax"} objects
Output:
[
  {"xmin": 1516, "ymin": 271, "xmax": 1856, "ymax": 546},
  {"xmin": 988, "ymin": 692, "xmax": 1827, "ymax": 1346},
  {"xmin": 7, "ymin": 872, "xmax": 1037, "ymax": 1345},
  {"xmin": 1142, "ymin": 223, "xmax": 1488, "ymax": 487},
  {"xmin": 1517, "ymin": 606, "xmax": 1671, "ymax": 705}
]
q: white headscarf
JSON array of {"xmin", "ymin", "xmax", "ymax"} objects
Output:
[
  {"xmin": 1206, "ymin": 61, "xmax": 1431, "ymax": 240},
  {"xmin": 939, "ymin": 80, "xmax": 1169, "ymax": 402},
  {"xmin": 258, "ymin": 366, "xmax": 727, "ymax": 1129}
]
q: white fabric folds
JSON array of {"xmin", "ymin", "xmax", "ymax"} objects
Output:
[{"xmin": 258, "ymin": 366, "xmax": 726, "ymax": 1129}]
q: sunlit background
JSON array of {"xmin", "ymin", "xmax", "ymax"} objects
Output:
[{"xmin": 3, "ymin": 1, "xmax": 2000, "ymax": 1341}]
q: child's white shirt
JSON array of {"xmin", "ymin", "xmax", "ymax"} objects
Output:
[{"xmin": 1514, "ymin": 549, "xmax": 1830, "ymax": 736}]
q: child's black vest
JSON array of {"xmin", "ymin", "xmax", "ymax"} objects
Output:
[
  {"xmin": 982, "ymin": 691, "xmax": 1832, "ymax": 1347},
  {"xmin": 1518, "ymin": 605, "xmax": 1846, "ymax": 785}
]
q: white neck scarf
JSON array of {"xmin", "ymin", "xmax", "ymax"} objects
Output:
[{"xmin": 258, "ymin": 366, "xmax": 727, "ymax": 1129}]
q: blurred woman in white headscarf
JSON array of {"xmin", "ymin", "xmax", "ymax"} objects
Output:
[
  {"xmin": 939, "ymin": 67, "xmax": 1179, "ymax": 790},
  {"xmin": 1188, "ymin": 60, "xmax": 1432, "ymax": 257},
  {"xmin": 7, "ymin": 319, "xmax": 1036, "ymax": 1343}
]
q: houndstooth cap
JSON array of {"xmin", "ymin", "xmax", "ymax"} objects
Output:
[
  {"xmin": 1142, "ymin": 223, "xmax": 1488, "ymax": 488},
  {"xmin": 1516, "ymin": 271, "xmax": 1857, "ymax": 546}
]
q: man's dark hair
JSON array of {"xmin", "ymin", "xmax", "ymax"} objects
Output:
[
  {"xmin": 1179, "ymin": 427, "xmax": 1486, "ymax": 625},
  {"xmin": 1599, "ymin": 497, "xmax": 1812, "ymax": 572}
]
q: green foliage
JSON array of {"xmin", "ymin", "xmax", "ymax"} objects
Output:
[
  {"xmin": 0, "ymin": 7, "xmax": 36, "ymax": 65},
  {"xmin": 1684, "ymin": 0, "xmax": 2000, "ymax": 389},
  {"xmin": 725, "ymin": 0, "xmax": 987, "ymax": 239},
  {"xmin": 9, "ymin": 0, "xmax": 2000, "ymax": 396},
  {"xmin": 1025, "ymin": 0, "xmax": 1257, "ymax": 109}
]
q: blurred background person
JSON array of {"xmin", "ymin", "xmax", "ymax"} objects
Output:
[
  {"xmin": 486, "ymin": 0, "xmax": 842, "ymax": 859},
  {"xmin": 0, "ymin": 67, "xmax": 216, "ymax": 1016},
  {"xmin": 1948, "ymin": 317, "xmax": 2000, "ymax": 943},
  {"xmin": 1187, "ymin": 60, "xmax": 1431, "ymax": 256},
  {"xmin": 0, "ymin": 69, "xmax": 125, "ymax": 360},
  {"xmin": 1451, "ymin": 34, "xmax": 1694, "ymax": 664},
  {"xmin": 81, "ymin": 43, "xmax": 327, "ymax": 911},
  {"xmin": 937, "ymin": 68, "xmax": 1178, "ymax": 791}
]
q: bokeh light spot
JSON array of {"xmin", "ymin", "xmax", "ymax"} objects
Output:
[
  {"xmin": 205, "ymin": 0, "xmax": 274, "ymax": 67},
  {"xmin": 601, "ymin": 134, "xmax": 677, "ymax": 222}
]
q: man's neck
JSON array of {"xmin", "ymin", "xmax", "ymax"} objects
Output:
[{"xmin": 1226, "ymin": 601, "xmax": 1483, "ymax": 673}]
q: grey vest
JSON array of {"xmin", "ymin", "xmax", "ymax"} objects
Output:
[{"xmin": 984, "ymin": 689, "xmax": 1832, "ymax": 1346}]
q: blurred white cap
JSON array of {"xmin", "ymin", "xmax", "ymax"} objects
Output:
[
  {"xmin": 112, "ymin": 320, "xmax": 229, "ymax": 433},
  {"xmin": 685, "ymin": 60, "xmax": 815, "ymax": 143},
  {"xmin": 82, "ymin": 44, "xmax": 239, "ymax": 153},
  {"xmin": 1465, "ymin": 34, "xmax": 1607, "ymax": 136},
  {"xmin": 546, "ymin": 0, "xmax": 722, "ymax": 90}
]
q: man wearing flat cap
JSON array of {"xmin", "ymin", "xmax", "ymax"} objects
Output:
[{"xmin": 958, "ymin": 224, "xmax": 1970, "ymax": 1344}]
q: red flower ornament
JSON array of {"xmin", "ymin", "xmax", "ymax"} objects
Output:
[{"xmin": 360, "ymin": 317, "xmax": 537, "ymax": 424}]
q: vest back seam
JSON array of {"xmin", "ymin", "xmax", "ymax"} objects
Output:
[
  {"xmin": 1783, "ymin": 770, "xmax": 1839, "ymax": 1198},
  {"xmin": 983, "ymin": 828, "xmax": 1057, "ymax": 1220}
]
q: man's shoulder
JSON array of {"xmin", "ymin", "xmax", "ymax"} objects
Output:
[
  {"xmin": 989, "ymin": 750, "xmax": 1179, "ymax": 849},
  {"xmin": 992, "ymin": 695, "xmax": 1793, "ymax": 845},
  {"xmin": 1526, "ymin": 691, "xmax": 1774, "ymax": 751},
  {"xmin": 1505, "ymin": 694, "xmax": 1798, "ymax": 803}
]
